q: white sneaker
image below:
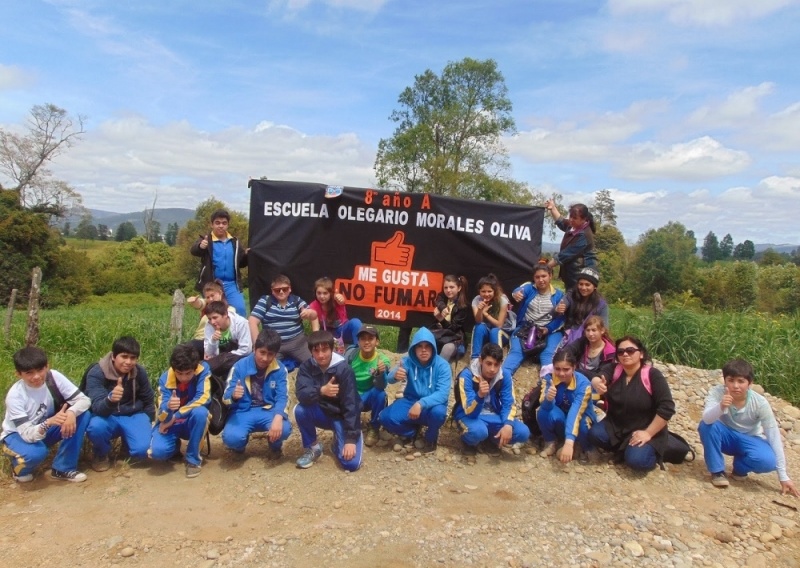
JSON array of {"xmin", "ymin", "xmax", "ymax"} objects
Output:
[
  {"xmin": 540, "ymin": 442, "xmax": 557, "ymax": 458},
  {"xmin": 13, "ymin": 473, "xmax": 34, "ymax": 483},
  {"xmin": 50, "ymin": 469, "xmax": 87, "ymax": 483}
]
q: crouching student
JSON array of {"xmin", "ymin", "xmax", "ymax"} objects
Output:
[
  {"xmin": 379, "ymin": 328, "xmax": 451, "ymax": 453},
  {"xmin": 85, "ymin": 336, "xmax": 154, "ymax": 471},
  {"xmin": 222, "ymin": 329, "xmax": 291, "ymax": 458},
  {"xmin": 294, "ymin": 331, "xmax": 362, "ymax": 471},
  {"xmin": 537, "ymin": 350, "xmax": 597, "ymax": 463},
  {"xmin": 2, "ymin": 346, "xmax": 91, "ymax": 483},
  {"xmin": 149, "ymin": 344, "xmax": 211, "ymax": 478},
  {"xmin": 699, "ymin": 358, "xmax": 800, "ymax": 496},
  {"xmin": 453, "ymin": 343, "xmax": 530, "ymax": 456},
  {"xmin": 348, "ymin": 324, "xmax": 390, "ymax": 447}
]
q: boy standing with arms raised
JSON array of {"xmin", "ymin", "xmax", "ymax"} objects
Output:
[
  {"xmin": 2, "ymin": 346, "xmax": 91, "ymax": 482},
  {"xmin": 699, "ymin": 358, "xmax": 799, "ymax": 496}
]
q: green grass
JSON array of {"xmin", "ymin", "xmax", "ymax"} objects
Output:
[
  {"xmin": 63, "ymin": 237, "xmax": 120, "ymax": 260},
  {"xmin": 609, "ymin": 306, "xmax": 800, "ymax": 406}
]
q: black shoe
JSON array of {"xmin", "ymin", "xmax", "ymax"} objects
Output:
[
  {"xmin": 479, "ymin": 440, "xmax": 501, "ymax": 457},
  {"xmin": 422, "ymin": 441, "xmax": 438, "ymax": 454},
  {"xmin": 462, "ymin": 442, "xmax": 477, "ymax": 457}
]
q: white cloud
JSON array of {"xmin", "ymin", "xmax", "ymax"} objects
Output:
[
  {"xmin": 607, "ymin": 0, "xmax": 800, "ymax": 26},
  {"xmin": 617, "ymin": 136, "xmax": 750, "ymax": 180},
  {"xmin": 49, "ymin": 116, "xmax": 376, "ymax": 213},
  {"xmin": 755, "ymin": 101, "xmax": 800, "ymax": 152},
  {"xmin": 0, "ymin": 64, "xmax": 36, "ymax": 90},
  {"xmin": 689, "ymin": 83, "xmax": 775, "ymax": 128}
]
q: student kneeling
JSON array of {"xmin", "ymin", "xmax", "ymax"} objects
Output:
[
  {"xmin": 149, "ymin": 344, "xmax": 212, "ymax": 478},
  {"xmin": 222, "ymin": 329, "xmax": 292, "ymax": 458},
  {"xmin": 453, "ymin": 343, "xmax": 530, "ymax": 456},
  {"xmin": 294, "ymin": 331, "xmax": 363, "ymax": 471}
]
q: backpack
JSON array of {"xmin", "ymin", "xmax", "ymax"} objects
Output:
[
  {"xmin": 520, "ymin": 381, "xmax": 543, "ymax": 438},
  {"xmin": 206, "ymin": 373, "xmax": 229, "ymax": 437},
  {"xmin": 609, "ymin": 364, "xmax": 695, "ymax": 468},
  {"xmin": 45, "ymin": 371, "xmax": 67, "ymax": 410}
]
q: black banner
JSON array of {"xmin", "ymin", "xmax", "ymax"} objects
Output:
[{"xmin": 248, "ymin": 180, "xmax": 544, "ymax": 329}]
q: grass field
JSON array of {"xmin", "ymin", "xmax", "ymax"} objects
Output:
[
  {"xmin": 2, "ymin": 298, "xmax": 798, "ymax": 413},
  {"xmin": 62, "ymin": 237, "xmax": 120, "ymax": 260}
]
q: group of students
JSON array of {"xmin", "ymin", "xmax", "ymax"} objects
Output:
[{"xmin": 2, "ymin": 204, "xmax": 798, "ymax": 498}]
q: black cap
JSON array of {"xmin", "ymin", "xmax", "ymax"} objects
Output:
[{"xmin": 357, "ymin": 324, "xmax": 379, "ymax": 339}]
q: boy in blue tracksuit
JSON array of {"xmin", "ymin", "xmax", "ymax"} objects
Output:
[
  {"xmin": 454, "ymin": 343, "xmax": 530, "ymax": 456},
  {"xmin": 222, "ymin": 329, "xmax": 292, "ymax": 458},
  {"xmin": 294, "ymin": 330, "xmax": 363, "ymax": 471},
  {"xmin": 505, "ymin": 263, "xmax": 565, "ymax": 379},
  {"xmin": 379, "ymin": 327, "xmax": 452, "ymax": 453},
  {"xmin": 149, "ymin": 344, "xmax": 212, "ymax": 478}
]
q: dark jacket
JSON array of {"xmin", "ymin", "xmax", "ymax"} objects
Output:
[
  {"xmin": 554, "ymin": 218, "xmax": 597, "ymax": 290},
  {"xmin": 190, "ymin": 233, "xmax": 248, "ymax": 292},
  {"xmin": 84, "ymin": 353, "xmax": 155, "ymax": 421},
  {"xmin": 296, "ymin": 352, "xmax": 362, "ymax": 444},
  {"xmin": 429, "ymin": 292, "xmax": 469, "ymax": 345},
  {"xmin": 596, "ymin": 362, "xmax": 675, "ymax": 455}
]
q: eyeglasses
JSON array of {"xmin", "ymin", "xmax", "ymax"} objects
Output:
[
  {"xmin": 616, "ymin": 347, "xmax": 640, "ymax": 356},
  {"xmin": 272, "ymin": 287, "xmax": 290, "ymax": 293}
]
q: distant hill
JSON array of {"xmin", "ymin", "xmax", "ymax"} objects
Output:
[
  {"xmin": 753, "ymin": 243, "xmax": 798, "ymax": 254},
  {"xmin": 61, "ymin": 208, "xmax": 195, "ymax": 234}
]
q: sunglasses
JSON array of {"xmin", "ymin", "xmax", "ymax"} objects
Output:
[
  {"xmin": 616, "ymin": 347, "xmax": 640, "ymax": 356},
  {"xmin": 272, "ymin": 286, "xmax": 290, "ymax": 293}
]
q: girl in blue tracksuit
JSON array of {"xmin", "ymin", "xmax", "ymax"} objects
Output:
[
  {"xmin": 379, "ymin": 328, "xmax": 452, "ymax": 452},
  {"xmin": 504, "ymin": 262, "xmax": 565, "ymax": 379},
  {"xmin": 536, "ymin": 349, "xmax": 597, "ymax": 463}
]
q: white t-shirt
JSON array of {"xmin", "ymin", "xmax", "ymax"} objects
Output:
[{"xmin": 1, "ymin": 370, "xmax": 90, "ymax": 443}]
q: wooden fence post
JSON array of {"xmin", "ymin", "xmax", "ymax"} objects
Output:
[
  {"xmin": 170, "ymin": 289, "xmax": 185, "ymax": 342},
  {"xmin": 25, "ymin": 268, "xmax": 42, "ymax": 346},
  {"xmin": 653, "ymin": 292, "xmax": 664, "ymax": 318},
  {"xmin": 4, "ymin": 288, "xmax": 17, "ymax": 342}
]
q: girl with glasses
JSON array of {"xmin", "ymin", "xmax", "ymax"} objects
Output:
[{"xmin": 587, "ymin": 336, "xmax": 675, "ymax": 471}]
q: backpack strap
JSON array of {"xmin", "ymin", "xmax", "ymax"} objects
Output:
[
  {"xmin": 45, "ymin": 371, "xmax": 67, "ymax": 410},
  {"xmin": 611, "ymin": 364, "xmax": 652, "ymax": 395}
]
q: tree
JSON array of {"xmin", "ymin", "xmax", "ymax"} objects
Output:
[
  {"xmin": 733, "ymin": 239, "xmax": 755, "ymax": 260},
  {"xmin": 164, "ymin": 222, "xmax": 179, "ymax": 246},
  {"xmin": 97, "ymin": 223, "xmax": 110, "ymax": 241},
  {"xmin": 62, "ymin": 221, "xmax": 70, "ymax": 237},
  {"xmin": 592, "ymin": 189, "xmax": 617, "ymax": 227},
  {"xmin": 0, "ymin": 104, "xmax": 85, "ymax": 218},
  {"xmin": 115, "ymin": 221, "xmax": 137, "ymax": 242},
  {"xmin": 374, "ymin": 58, "xmax": 530, "ymax": 204},
  {"xmin": 146, "ymin": 220, "xmax": 161, "ymax": 243},
  {"xmin": 630, "ymin": 221, "xmax": 698, "ymax": 303},
  {"xmin": 701, "ymin": 231, "xmax": 721, "ymax": 263},
  {"xmin": 75, "ymin": 215, "xmax": 98, "ymax": 240},
  {"xmin": 719, "ymin": 233, "xmax": 733, "ymax": 260},
  {"xmin": 758, "ymin": 248, "xmax": 788, "ymax": 266}
]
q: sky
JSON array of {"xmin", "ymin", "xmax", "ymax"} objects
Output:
[{"xmin": 2, "ymin": 0, "xmax": 800, "ymax": 245}]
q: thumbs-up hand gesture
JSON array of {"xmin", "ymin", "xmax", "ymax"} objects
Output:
[
  {"xmin": 322, "ymin": 376, "xmax": 339, "ymax": 398},
  {"xmin": 232, "ymin": 380, "xmax": 245, "ymax": 401},
  {"xmin": 168, "ymin": 389, "xmax": 181, "ymax": 411},
  {"xmin": 720, "ymin": 385, "xmax": 734, "ymax": 410},
  {"xmin": 478, "ymin": 377, "xmax": 490, "ymax": 398},
  {"xmin": 109, "ymin": 378, "xmax": 124, "ymax": 402},
  {"xmin": 545, "ymin": 383, "xmax": 557, "ymax": 402},
  {"xmin": 394, "ymin": 363, "xmax": 407, "ymax": 382}
]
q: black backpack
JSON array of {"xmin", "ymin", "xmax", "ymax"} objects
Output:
[
  {"xmin": 207, "ymin": 373, "xmax": 229, "ymax": 437},
  {"xmin": 659, "ymin": 431, "xmax": 696, "ymax": 468}
]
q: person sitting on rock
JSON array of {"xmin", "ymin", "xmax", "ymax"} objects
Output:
[
  {"xmin": 222, "ymin": 328, "xmax": 291, "ymax": 459},
  {"xmin": 149, "ymin": 344, "xmax": 212, "ymax": 478},
  {"xmin": 453, "ymin": 343, "xmax": 530, "ymax": 456},
  {"xmin": 380, "ymin": 328, "xmax": 452, "ymax": 454},
  {"xmin": 698, "ymin": 358, "xmax": 800, "ymax": 496}
]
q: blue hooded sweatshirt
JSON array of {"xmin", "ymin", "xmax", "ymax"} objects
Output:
[{"xmin": 387, "ymin": 328, "xmax": 452, "ymax": 410}]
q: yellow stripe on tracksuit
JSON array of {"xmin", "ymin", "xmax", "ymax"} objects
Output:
[{"xmin": 2, "ymin": 443, "xmax": 26, "ymax": 475}]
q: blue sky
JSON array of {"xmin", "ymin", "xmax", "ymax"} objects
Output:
[{"xmin": 2, "ymin": 0, "xmax": 800, "ymax": 244}]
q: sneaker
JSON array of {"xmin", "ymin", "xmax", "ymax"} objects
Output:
[
  {"xmin": 51, "ymin": 469, "xmax": 87, "ymax": 483},
  {"xmin": 296, "ymin": 444, "xmax": 323, "ymax": 469},
  {"xmin": 422, "ymin": 441, "xmax": 438, "ymax": 454},
  {"xmin": 711, "ymin": 472, "xmax": 730, "ymax": 488},
  {"xmin": 581, "ymin": 449, "xmax": 602, "ymax": 464},
  {"xmin": 267, "ymin": 447, "xmax": 283, "ymax": 461},
  {"xmin": 731, "ymin": 472, "xmax": 748, "ymax": 481},
  {"xmin": 185, "ymin": 463, "xmax": 202, "ymax": 478},
  {"xmin": 540, "ymin": 442, "xmax": 557, "ymax": 458},
  {"xmin": 91, "ymin": 455, "xmax": 111, "ymax": 472},
  {"xmin": 365, "ymin": 428, "xmax": 380, "ymax": 448},
  {"xmin": 462, "ymin": 442, "xmax": 478, "ymax": 457},
  {"xmin": 13, "ymin": 473, "xmax": 34, "ymax": 483}
]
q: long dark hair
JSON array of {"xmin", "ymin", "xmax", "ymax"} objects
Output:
[
  {"xmin": 477, "ymin": 273, "xmax": 503, "ymax": 319},
  {"xmin": 443, "ymin": 274, "xmax": 469, "ymax": 309},
  {"xmin": 564, "ymin": 284, "xmax": 603, "ymax": 329},
  {"xmin": 615, "ymin": 335, "xmax": 651, "ymax": 365},
  {"xmin": 569, "ymin": 203, "xmax": 596, "ymax": 233}
]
